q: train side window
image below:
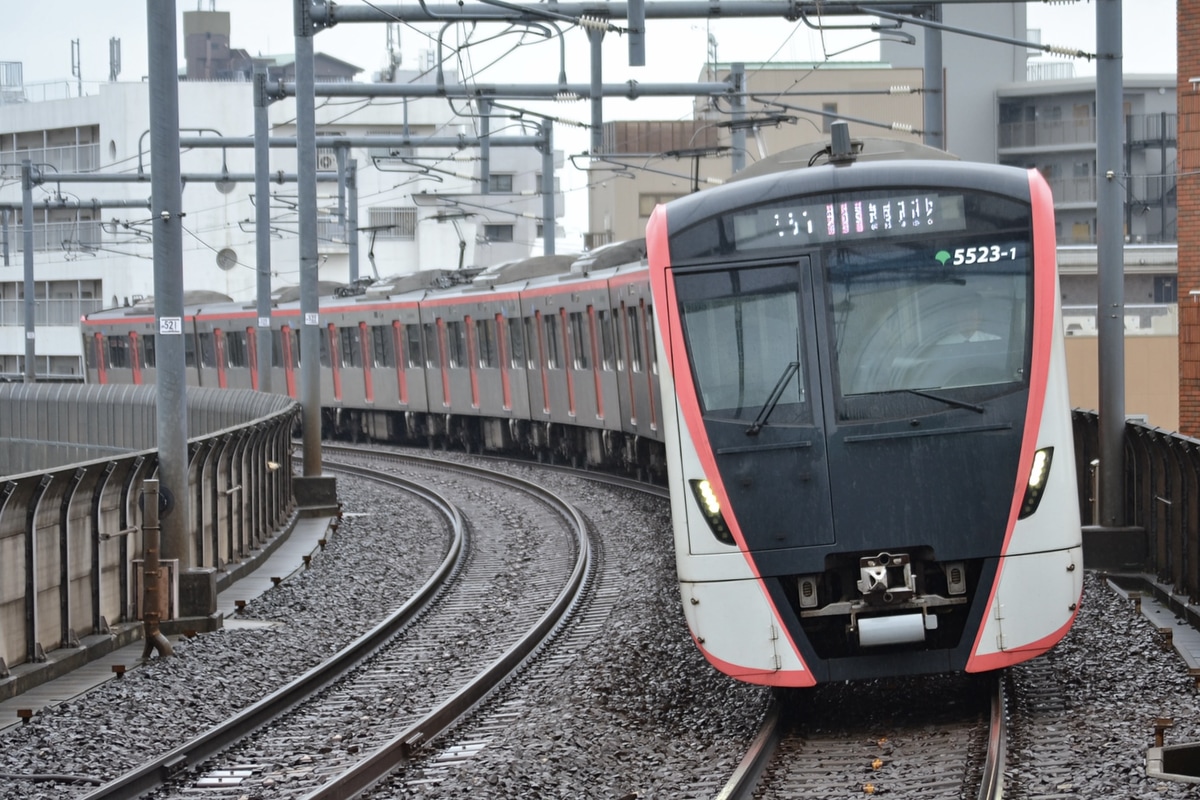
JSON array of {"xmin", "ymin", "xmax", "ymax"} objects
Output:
[
  {"xmin": 446, "ymin": 321, "xmax": 467, "ymax": 368},
  {"xmin": 406, "ymin": 323, "xmax": 424, "ymax": 368},
  {"xmin": 507, "ymin": 317, "xmax": 525, "ymax": 368},
  {"xmin": 627, "ymin": 307, "xmax": 643, "ymax": 372},
  {"xmin": 614, "ymin": 307, "xmax": 627, "ymax": 370},
  {"xmin": 184, "ymin": 333, "xmax": 196, "ymax": 368},
  {"xmin": 143, "ymin": 334, "xmax": 156, "ymax": 368},
  {"xmin": 271, "ymin": 330, "xmax": 284, "ymax": 367},
  {"xmin": 371, "ymin": 325, "xmax": 394, "ymax": 368},
  {"xmin": 544, "ymin": 313, "xmax": 561, "ymax": 369},
  {"xmin": 226, "ymin": 330, "xmax": 248, "ymax": 368},
  {"xmin": 645, "ymin": 305, "xmax": 657, "ymax": 374},
  {"xmin": 423, "ymin": 322, "xmax": 439, "ymax": 368},
  {"xmin": 598, "ymin": 309, "xmax": 615, "ymax": 370},
  {"xmin": 476, "ymin": 318, "xmax": 498, "ymax": 368},
  {"xmin": 340, "ymin": 326, "xmax": 361, "ymax": 367},
  {"xmin": 84, "ymin": 334, "xmax": 98, "ymax": 370},
  {"xmin": 106, "ymin": 335, "xmax": 130, "ymax": 368},
  {"xmin": 523, "ymin": 317, "xmax": 539, "ymax": 369},
  {"xmin": 198, "ymin": 332, "xmax": 216, "ymax": 368},
  {"xmin": 319, "ymin": 327, "xmax": 333, "ymax": 368},
  {"xmin": 569, "ymin": 311, "xmax": 589, "ymax": 370}
]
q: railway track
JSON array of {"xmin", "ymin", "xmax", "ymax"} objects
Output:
[
  {"xmin": 82, "ymin": 451, "xmax": 592, "ymax": 800},
  {"xmin": 719, "ymin": 673, "xmax": 1005, "ymax": 800}
]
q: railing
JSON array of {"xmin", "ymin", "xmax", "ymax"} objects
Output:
[
  {"xmin": 1074, "ymin": 412, "xmax": 1200, "ymax": 601},
  {"xmin": 0, "ymin": 385, "xmax": 299, "ymax": 677},
  {"xmin": 0, "ymin": 297, "xmax": 105, "ymax": 327},
  {"xmin": 1046, "ymin": 176, "xmax": 1096, "ymax": 204},
  {"xmin": 998, "ymin": 118, "xmax": 1096, "ymax": 149},
  {"xmin": 2, "ymin": 218, "xmax": 105, "ymax": 255}
]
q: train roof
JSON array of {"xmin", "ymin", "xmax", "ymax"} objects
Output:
[
  {"xmin": 729, "ymin": 136, "xmax": 958, "ymax": 182},
  {"xmin": 471, "ymin": 254, "xmax": 580, "ymax": 288},
  {"xmin": 570, "ymin": 238, "xmax": 647, "ymax": 275}
]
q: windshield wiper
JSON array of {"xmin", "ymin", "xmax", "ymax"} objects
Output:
[
  {"xmin": 904, "ymin": 388, "xmax": 986, "ymax": 414},
  {"xmin": 746, "ymin": 361, "xmax": 802, "ymax": 436}
]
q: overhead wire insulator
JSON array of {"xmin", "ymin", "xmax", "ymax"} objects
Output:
[
  {"xmin": 1044, "ymin": 44, "xmax": 1088, "ymax": 58},
  {"xmin": 577, "ymin": 15, "xmax": 608, "ymax": 32},
  {"xmin": 889, "ymin": 122, "xmax": 915, "ymax": 134},
  {"xmin": 888, "ymin": 85, "xmax": 914, "ymax": 94}
]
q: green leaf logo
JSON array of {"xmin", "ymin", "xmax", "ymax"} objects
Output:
[{"xmin": 934, "ymin": 250, "xmax": 951, "ymax": 265}]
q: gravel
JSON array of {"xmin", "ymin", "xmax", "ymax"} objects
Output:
[{"xmin": 1, "ymin": 452, "xmax": 1199, "ymax": 799}]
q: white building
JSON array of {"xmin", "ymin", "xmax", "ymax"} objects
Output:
[{"xmin": 0, "ymin": 12, "xmax": 560, "ymax": 378}]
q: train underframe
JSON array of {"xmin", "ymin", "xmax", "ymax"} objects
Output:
[{"xmin": 323, "ymin": 407, "xmax": 666, "ymax": 481}]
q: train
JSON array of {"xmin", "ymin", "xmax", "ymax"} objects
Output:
[{"xmin": 82, "ymin": 147, "xmax": 1083, "ymax": 687}]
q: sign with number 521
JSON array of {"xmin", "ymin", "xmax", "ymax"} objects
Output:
[{"xmin": 159, "ymin": 317, "xmax": 183, "ymax": 335}]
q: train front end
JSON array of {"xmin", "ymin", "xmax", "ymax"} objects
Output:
[{"xmin": 646, "ymin": 160, "xmax": 1082, "ymax": 686}]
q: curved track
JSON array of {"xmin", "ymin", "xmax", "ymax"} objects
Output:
[{"xmin": 83, "ymin": 453, "xmax": 591, "ymax": 800}]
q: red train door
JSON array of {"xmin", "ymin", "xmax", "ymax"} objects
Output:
[
  {"xmin": 281, "ymin": 325, "xmax": 297, "ymax": 398},
  {"xmin": 328, "ymin": 324, "xmax": 342, "ymax": 402},
  {"xmin": 392, "ymin": 321, "xmax": 408, "ymax": 405},
  {"xmin": 587, "ymin": 306, "xmax": 604, "ymax": 420},
  {"xmin": 247, "ymin": 327, "xmax": 259, "ymax": 391},
  {"xmin": 130, "ymin": 332, "xmax": 143, "ymax": 385},
  {"xmin": 497, "ymin": 313, "xmax": 512, "ymax": 410},
  {"xmin": 359, "ymin": 321, "xmax": 374, "ymax": 403},
  {"xmin": 436, "ymin": 318, "xmax": 451, "ymax": 407},
  {"xmin": 214, "ymin": 329, "xmax": 228, "ymax": 388},
  {"xmin": 465, "ymin": 315, "xmax": 480, "ymax": 409}
]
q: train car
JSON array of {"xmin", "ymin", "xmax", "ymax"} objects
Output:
[
  {"xmin": 646, "ymin": 156, "xmax": 1082, "ymax": 686},
  {"xmin": 79, "ymin": 249, "xmax": 665, "ymax": 476}
]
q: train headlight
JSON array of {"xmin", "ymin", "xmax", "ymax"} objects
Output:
[
  {"xmin": 689, "ymin": 479, "xmax": 735, "ymax": 546},
  {"xmin": 1018, "ymin": 447, "xmax": 1053, "ymax": 519}
]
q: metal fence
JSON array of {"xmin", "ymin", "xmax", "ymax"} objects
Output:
[
  {"xmin": 1074, "ymin": 411, "xmax": 1200, "ymax": 600},
  {"xmin": 0, "ymin": 385, "xmax": 299, "ymax": 676}
]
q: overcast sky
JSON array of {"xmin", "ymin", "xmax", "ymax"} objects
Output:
[
  {"xmin": 3, "ymin": 2, "xmax": 1177, "ymax": 91},
  {"xmin": 1, "ymin": 1, "xmax": 1178, "ymax": 242}
]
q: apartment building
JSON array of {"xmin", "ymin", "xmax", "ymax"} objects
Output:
[{"xmin": 0, "ymin": 10, "xmax": 559, "ymax": 378}]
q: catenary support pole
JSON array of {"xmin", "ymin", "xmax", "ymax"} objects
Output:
[
  {"xmin": 922, "ymin": 4, "xmax": 944, "ymax": 150},
  {"xmin": 21, "ymin": 160, "xmax": 35, "ymax": 382},
  {"xmin": 146, "ymin": 0, "xmax": 192, "ymax": 568},
  {"xmin": 1096, "ymin": 0, "xmax": 1126, "ymax": 526},
  {"xmin": 254, "ymin": 64, "xmax": 274, "ymax": 394},
  {"xmin": 295, "ymin": 0, "xmax": 323, "ymax": 478}
]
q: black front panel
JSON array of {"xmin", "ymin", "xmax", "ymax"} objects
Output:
[{"xmin": 674, "ymin": 259, "xmax": 836, "ymax": 556}]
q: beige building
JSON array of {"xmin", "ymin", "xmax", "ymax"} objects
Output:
[{"xmin": 586, "ymin": 62, "xmax": 926, "ymax": 248}]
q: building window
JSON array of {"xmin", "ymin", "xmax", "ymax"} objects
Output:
[
  {"xmin": 483, "ymin": 224, "xmax": 514, "ymax": 242},
  {"xmin": 368, "ymin": 207, "xmax": 418, "ymax": 240},
  {"xmin": 490, "ymin": 173, "xmax": 514, "ymax": 193},
  {"xmin": 1154, "ymin": 276, "xmax": 1177, "ymax": 304},
  {"xmin": 638, "ymin": 193, "xmax": 684, "ymax": 218}
]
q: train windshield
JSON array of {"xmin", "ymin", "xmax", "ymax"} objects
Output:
[
  {"xmin": 674, "ymin": 265, "xmax": 809, "ymax": 424},
  {"xmin": 828, "ymin": 233, "xmax": 1031, "ymax": 419}
]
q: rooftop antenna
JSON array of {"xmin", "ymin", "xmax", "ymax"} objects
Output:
[
  {"xmin": 71, "ymin": 39, "xmax": 82, "ymax": 97},
  {"xmin": 828, "ymin": 120, "xmax": 858, "ymax": 166},
  {"xmin": 109, "ymin": 37, "xmax": 121, "ymax": 82}
]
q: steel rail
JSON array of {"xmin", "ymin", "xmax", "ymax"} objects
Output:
[
  {"xmin": 80, "ymin": 469, "xmax": 464, "ymax": 800},
  {"xmin": 715, "ymin": 700, "xmax": 782, "ymax": 800},
  {"xmin": 977, "ymin": 673, "xmax": 1007, "ymax": 800},
  {"xmin": 296, "ymin": 448, "xmax": 594, "ymax": 800}
]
